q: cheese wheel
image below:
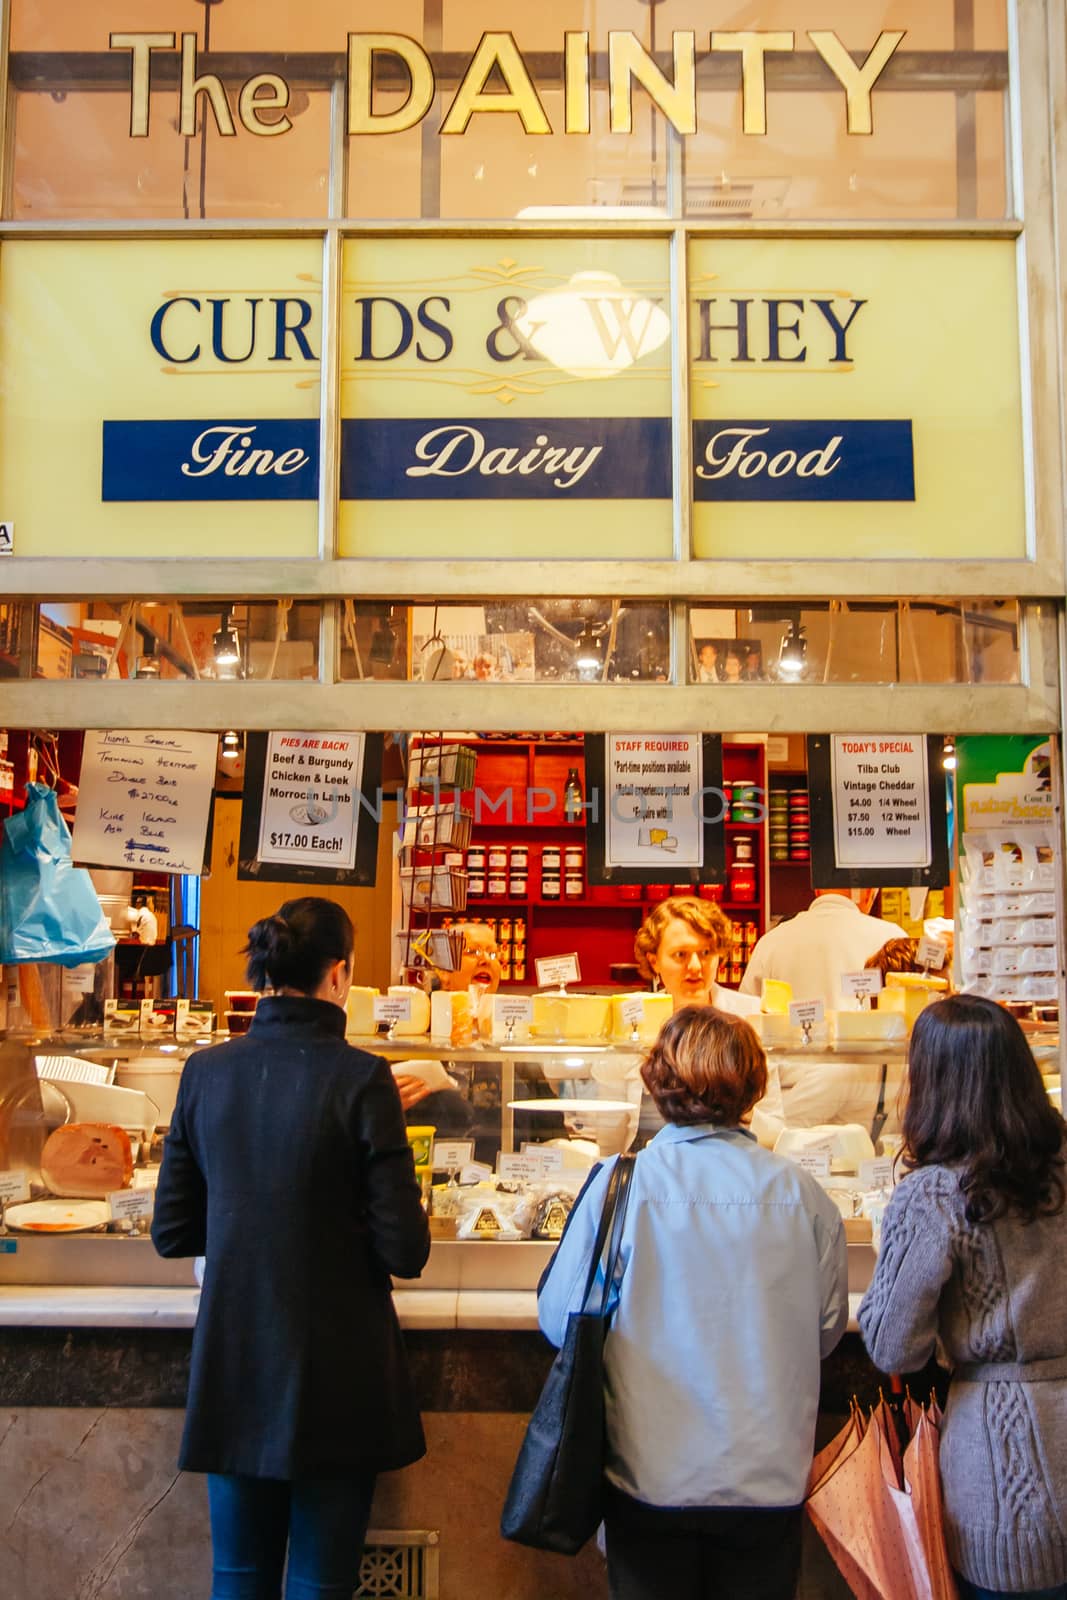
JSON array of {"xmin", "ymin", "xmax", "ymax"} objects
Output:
[
  {"xmin": 531, "ymin": 993, "xmax": 611, "ymax": 1041},
  {"xmin": 41, "ymin": 1123, "xmax": 133, "ymax": 1199},
  {"xmin": 387, "ymin": 985, "xmax": 431, "ymax": 1036}
]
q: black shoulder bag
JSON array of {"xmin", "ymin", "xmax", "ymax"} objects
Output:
[{"xmin": 500, "ymin": 1152, "xmax": 636, "ymax": 1555}]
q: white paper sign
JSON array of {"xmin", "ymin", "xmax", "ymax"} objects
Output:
[
  {"xmin": 831, "ymin": 735, "xmax": 932, "ymax": 870},
  {"xmin": 256, "ymin": 730, "xmax": 366, "ymax": 871},
  {"xmin": 73, "ymin": 729, "xmax": 218, "ymax": 875},
  {"xmin": 521, "ymin": 1144, "xmax": 566, "ymax": 1176},
  {"xmin": 497, "ymin": 1152, "xmax": 545, "ymax": 1185},
  {"xmin": 916, "ymin": 936, "xmax": 949, "ymax": 971},
  {"xmin": 0, "ymin": 1170, "xmax": 31, "ymax": 1205},
  {"xmin": 108, "ymin": 1188, "xmax": 155, "ymax": 1221},
  {"xmin": 841, "ymin": 971, "xmax": 883, "ymax": 1002},
  {"xmin": 460, "ymin": 1161, "xmax": 494, "ymax": 1185},
  {"xmin": 859, "ymin": 1158, "xmax": 896, "ymax": 1191},
  {"xmin": 789, "ymin": 999, "xmax": 826, "ymax": 1028},
  {"xmin": 620, "ymin": 997, "xmax": 645, "ymax": 1028},
  {"xmin": 798, "ymin": 1152, "xmax": 832, "ymax": 1179},
  {"xmin": 535, "ymin": 953, "xmax": 581, "ymax": 989},
  {"xmin": 493, "ymin": 997, "xmax": 534, "ymax": 1026},
  {"xmin": 605, "ymin": 733, "xmax": 704, "ymax": 869},
  {"xmin": 432, "ymin": 1140, "xmax": 474, "ymax": 1171},
  {"xmin": 373, "ymin": 996, "xmax": 412, "ymax": 1026}
]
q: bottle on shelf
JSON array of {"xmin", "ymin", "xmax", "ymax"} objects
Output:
[{"xmin": 563, "ymin": 767, "xmax": 583, "ymax": 822}]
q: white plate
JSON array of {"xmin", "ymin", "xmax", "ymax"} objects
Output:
[
  {"xmin": 4, "ymin": 1199, "xmax": 111, "ymax": 1233},
  {"xmin": 507, "ymin": 1098, "xmax": 636, "ymax": 1113}
]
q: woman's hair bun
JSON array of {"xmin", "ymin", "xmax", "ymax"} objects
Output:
[{"xmin": 243, "ymin": 898, "xmax": 354, "ymax": 996}]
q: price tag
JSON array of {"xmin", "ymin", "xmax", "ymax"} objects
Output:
[
  {"xmin": 432, "ymin": 1140, "xmax": 474, "ymax": 1172},
  {"xmin": 788, "ymin": 999, "xmax": 826, "ymax": 1028},
  {"xmin": 535, "ymin": 953, "xmax": 581, "ymax": 989},
  {"xmin": 373, "ymin": 996, "xmax": 413, "ymax": 1026},
  {"xmin": 497, "ymin": 1152, "xmax": 544, "ymax": 1185},
  {"xmin": 459, "ymin": 1161, "xmax": 493, "ymax": 1185},
  {"xmin": 0, "ymin": 1170, "xmax": 30, "ymax": 1206},
  {"xmin": 493, "ymin": 996, "xmax": 533, "ymax": 1026},
  {"xmin": 108, "ymin": 1189, "xmax": 155, "ymax": 1222},
  {"xmin": 521, "ymin": 1144, "xmax": 565, "ymax": 1176},
  {"xmin": 620, "ymin": 997, "xmax": 645, "ymax": 1028},
  {"xmin": 797, "ymin": 1152, "xmax": 832, "ymax": 1180},
  {"xmin": 859, "ymin": 1157, "xmax": 896, "ymax": 1191},
  {"xmin": 841, "ymin": 971, "xmax": 883, "ymax": 1003},
  {"xmin": 916, "ymin": 936, "xmax": 948, "ymax": 971}
]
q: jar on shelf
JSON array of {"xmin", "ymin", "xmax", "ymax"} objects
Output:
[
  {"xmin": 732, "ymin": 836, "xmax": 755, "ymax": 863},
  {"xmin": 510, "ymin": 845, "xmax": 529, "ymax": 871},
  {"xmin": 728, "ymin": 861, "xmax": 757, "ymax": 903},
  {"xmin": 468, "ymin": 872, "xmax": 486, "ymax": 897},
  {"xmin": 509, "ymin": 873, "xmax": 528, "ymax": 897},
  {"xmin": 542, "ymin": 872, "xmax": 561, "ymax": 900},
  {"xmin": 564, "ymin": 845, "xmax": 584, "ymax": 871},
  {"xmin": 487, "ymin": 872, "xmax": 507, "ymax": 897},
  {"xmin": 564, "ymin": 873, "xmax": 583, "ymax": 898},
  {"xmin": 467, "ymin": 846, "xmax": 486, "ymax": 872},
  {"xmin": 542, "ymin": 846, "xmax": 562, "ymax": 872},
  {"xmin": 487, "ymin": 846, "xmax": 508, "ymax": 870}
]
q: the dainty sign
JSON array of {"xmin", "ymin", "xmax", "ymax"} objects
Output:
[{"xmin": 535, "ymin": 953, "xmax": 581, "ymax": 989}]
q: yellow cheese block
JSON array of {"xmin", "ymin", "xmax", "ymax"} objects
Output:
[
  {"xmin": 761, "ymin": 979, "xmax": 793, "ymax": 1014},
  {"xmin": 387, "ymin": 985, "xmax": 431, "ymax": 1036},
  {"xmin": 829, "ymin": 1009, "xmax": 908, "ymax": 1044},
  {"xmin": 345, "ymin": 985, "xmax": 379, "ymax": 1036},
  {"xmin": 531, "ymin": 992, "xmax": 612, "ymax": 1041},
  {"xmin": 880, "ymin": 972, "xmax": 949, "ymax": 1028},
  {"xmin": 609, "ymin": 991, "xmax": 673, "ymax": 1044}
]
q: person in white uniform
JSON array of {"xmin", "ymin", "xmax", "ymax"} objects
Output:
[
  {"xmin": 739, "ymin": 889, "xmax": 907, "ymax": 1012},
  {"xmin": 634, "ymin": 896, "xmax": 784, "ymax": 1145}
]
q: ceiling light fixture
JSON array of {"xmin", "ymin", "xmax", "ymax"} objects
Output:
[
  {"xmin": 213, "ymin": 607, "xmax": 241, "ymax": 670},
  {"xmin": 776, "ymin": 619, "xmax": 808, "ymax": 679}
]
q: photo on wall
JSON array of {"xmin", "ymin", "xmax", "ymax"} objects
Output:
[{"xmin": 692, "ymin": 638, "xmax": 764, "ymax": 683}]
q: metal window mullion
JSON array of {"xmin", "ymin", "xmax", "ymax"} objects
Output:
[
  {"xmin": 670, "ymin": 223, "xmax": 692, "ymax": 564},
  {"xmin": 317, "ymin": 225, "xmax": 342, "ymax": 565}
]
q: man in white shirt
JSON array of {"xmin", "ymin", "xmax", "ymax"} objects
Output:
[{"xmin": 739, "ymin": 889, "xmax": 907, "ymax": 1012}]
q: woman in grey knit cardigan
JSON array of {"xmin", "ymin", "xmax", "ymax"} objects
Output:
[{"xmin": 859, "ymin": 994, "xmax": 1067, "ymax": 1600}]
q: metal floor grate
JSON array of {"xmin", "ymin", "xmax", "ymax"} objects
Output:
[{"xmin": 356, "ymin": 1530, "xmax": 440, "ymax": 1600}]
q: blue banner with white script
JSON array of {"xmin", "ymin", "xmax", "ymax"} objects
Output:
[
  {"xmin": 102, "ymin": 420, "xmax": 319, "ymax": 500},
  {"xmin": 692, "ymin": 420, "xmax": 914, "ymax": 501},
  {"xmin": 341, "ymin": 418, "xmax": 672, "ymax": 499}
]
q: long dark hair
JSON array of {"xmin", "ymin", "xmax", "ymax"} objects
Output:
[
  {"xmin": 902, "ymin": 993, "xmax": 1066, "ymax": 1225},
  {"xmin": 244, "ymin": 897, "xmax": 354, "ymax": 995}
]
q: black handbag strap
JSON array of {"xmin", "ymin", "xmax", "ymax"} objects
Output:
[
  {"xmin": 580, "ymin": 1153, "xmax": 636, "ymax": 1316},
  {"xmin": 870, "ymin": 1060, "xmax": 889, "ymax": 1146}
]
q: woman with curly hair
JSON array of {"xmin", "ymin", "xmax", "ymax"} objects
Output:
[{"xmin": 859, "ymin": 994, "xmax": 1067, "ymax": 1599}]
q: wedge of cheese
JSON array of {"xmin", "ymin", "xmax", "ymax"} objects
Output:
[
  {"xmin": 609, "ymin": 991, "xmax": 673, "ymax": 1044},
  {"xmin": 345, "ymin": 985, "xmax": 380, "ymax": 1037},
  {"xmin": 387, "ymin": 984, "xmax": 431, "ymax": 1036},
  {"xmin": 531, "ymin": 992, "xmax": 612, "ymax": 1041},
  {"xmin": 760, "ymin": 979, "xmax": 793, "ymax": 1014},
  {"xmin": 880, "ymin": 971, "xmax": 949, "ymax": 1029}
]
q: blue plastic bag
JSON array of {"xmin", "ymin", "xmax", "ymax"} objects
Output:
[{"xmin": 0, "ymin": 784, "xmax": 116, "ymax": 967}]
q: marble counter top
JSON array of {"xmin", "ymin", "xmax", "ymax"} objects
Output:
[{"xmin": 0, "ymin": 1285, "xmax": 865, "ymax": 1334}]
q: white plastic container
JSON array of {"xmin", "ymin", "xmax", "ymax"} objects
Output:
[{"xmin": 114, "ymin": 1056, "xmax": 185, "ymax": 1128}]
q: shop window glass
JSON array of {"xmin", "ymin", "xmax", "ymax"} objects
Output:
[
  {"xmin": 19, "ymin": 601, "xmax": 322, "ymax": 683},
  {"xmin": 339, "ymin": 601, "xmax": 672, "ymax": 684},
  {"xmin": 687, "ymin": 600, "xmax": 1021, "ymax": 685},
  {"xmin": 8, "ymin": 0, "xmax": 1009, "ymax": 222}
]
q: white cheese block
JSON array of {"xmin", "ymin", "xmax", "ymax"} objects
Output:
[
  {"xmin": 387, "ymin": 984, "xmax": 431, "ymax": 1036},
  {"xmin": 345, "ymin": 985, "xmax": 379, "ymax": 1036},
  {"xmin": 829, "ymin": 1009, "xmax": 908, "ymax": 1044},
  {"xmin": 531, "ymin": 993, "xmax": 612, "ymax": 1041},
  {"xmin": 609, "ymin": 991, "xmax": 673, "ymax": 1044},
  {"xmin": 881, "ymin": 972, "xmax": 949, "ymax": 1028}
]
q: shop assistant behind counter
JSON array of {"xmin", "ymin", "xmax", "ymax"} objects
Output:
[{"xmin": 739, "ymin": 889, "xmax": 907, "ymax": 1012}]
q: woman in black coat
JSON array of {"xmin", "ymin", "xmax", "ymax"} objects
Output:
[{"xmin": 152, "ymin": 896, "xmax": 431, "ymax": 1600}]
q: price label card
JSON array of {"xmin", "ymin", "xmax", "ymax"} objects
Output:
[
  {"xmin": 535, "ymin": 953, "xmax": 581, "ymax": 989},
  {"xmin": 788, "ymin": 999, "xmax": 826, "ymax": 1028},
  {"xmin": 841, "ymin": 971, "xmax": 883, "ymax": 1003},
  {"xmin": 108, "ymin": 1189, "xmax": 155, "ymax": 1222},
  {"xmin": 493, "ymin": 996, "xmax": 534, "ymax": 1026},
  {"xmin": 859, "ymin": 1157, "xmax": 896, "ymax": 1191},
  {"xmin": 620, "ymin": 997, "xmax": 645, "ymax": 1028},
  {"xmin": 432, "ymin": 1140, "xmax": 474, "ymax": 1172},
  {"xmin": 797, "ymin": 1152, "xmax": 832, "ymax": 1180},
  {"xmin": 497, "ymin": 1152, "xmax": 544, "ymax": 1185},
  {"xmin": 373, "ymin": 996, "xmax": 413, "ymax": 1025},
  {"xmin": 521, "ymin": 1144, "xmax": 565, "ymax": 1177},
  {"xmin": 0, "ymin": 1170, "xmax": 31, "ymax": 1206},
  {"xmin": 459, "ymin": 1161, "xmax": 494, "ymax": 1185},
  {"xmin": 916, "ymin": 936, "xmax": 948, "ymax": 971}
]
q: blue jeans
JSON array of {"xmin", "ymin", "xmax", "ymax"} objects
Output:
[
  {"xmin": 955, "ymin": 1577, "xmax": 1067, "ymax": 1600},
  {"xmin": 207, "ymin": 1471, "xmax": 377, "ymax": 1600}
]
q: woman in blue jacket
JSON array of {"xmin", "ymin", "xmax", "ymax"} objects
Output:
[{"xmin": 538, "ymin": 1006, "xmax": 848, "ymax": 1600}]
